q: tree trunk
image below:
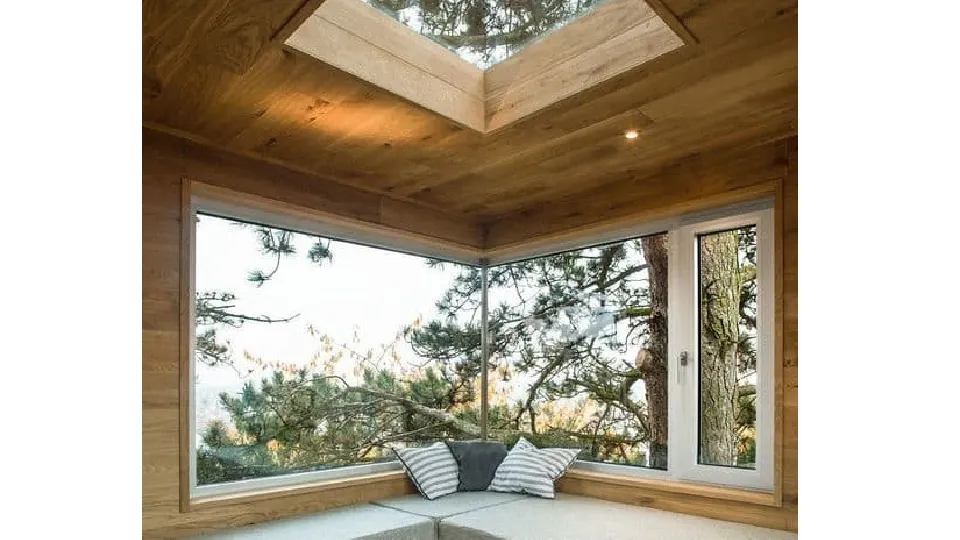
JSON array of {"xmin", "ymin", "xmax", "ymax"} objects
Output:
[
  {"xmin": 639, "ymin": 235, "xmax": 669, "ymax": 470},
  {"xmin": 698, "ymin": 231, "xmax": 742, "ymax": 466}
]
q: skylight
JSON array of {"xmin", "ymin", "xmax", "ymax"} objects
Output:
[{"xmin": 362, "ymin": 0, "xmax": 610, "ymax": 69}]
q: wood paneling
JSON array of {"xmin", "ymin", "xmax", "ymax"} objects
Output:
[
  {"xmin": 484, "ymin": 0, "xmax": 684, "ymax": 132},
  {"xmin": 308, "ymin": 0, "xmax": 483, "ymax": 100},
  {"xmin": 142, "ymin": 127, "xmax": 483, "ymax": 251},
  {"xmin": 144, "ymin": 0, "xmax": 797, "ymax": 532},
  {"xmin": 376, "ymin": 12, "xmax": 797, "ymax": 210},
  {"xmin": 143, "ymin": 0, "xmax": 322, "ymax": 97},
  {"xmin": 144, "ymin": 0, "xmax": 797, "ymax": 219},
  {"xmin": 485, "ymin": 139, "xmax": 789, "ymax": 252},
  {"xmin": 286, "ymin": 0, "xmax": 485, "ymax": 131},
  {"xmin": 143, "ymin": 133, "xmax": 798, "ymax": 535}
]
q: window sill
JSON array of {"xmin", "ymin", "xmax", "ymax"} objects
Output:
[
  {"xmin": 187, "ymin": 470, "xmax": 410, "ymax": 512},
  {"xmin": 559, "ymin": 469, "xmax": 781, "ymax": 507}
]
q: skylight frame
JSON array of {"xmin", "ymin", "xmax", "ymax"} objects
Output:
[{"xmin": 284, "ymin": 0, "xmax": 687, "ymax": 133}]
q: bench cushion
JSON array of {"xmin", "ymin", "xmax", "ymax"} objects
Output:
[
  {"xmin": 189, "ymin": 503, "xmax": 434, "ymax": 540},
  {"xmin": 374, "ymin": 491, "xmax": 528, "ymax": 519},
  {"xmin": 440, "ymin": 494, "xmax": 798, "ymax": 540}
]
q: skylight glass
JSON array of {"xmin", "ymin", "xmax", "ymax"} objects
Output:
[{"xmin": 362, "ymin": 0, "xmax": 610, "ymax": 69}]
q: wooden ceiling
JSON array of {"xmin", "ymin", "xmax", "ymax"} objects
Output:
[{"xmin": 143, "ymin": 0, "xmax": 797, "ymax": 229}]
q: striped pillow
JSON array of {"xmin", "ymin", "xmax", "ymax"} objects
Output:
[
  {"xmin": 487, "ymin": 448, "xmax": 557, "ymax": 498},
  {"xmin": 512, "ymin": 437, "xmax": 581, "ymax": 480},
  {"xmin": 393, "ymin": 442, "xmax": 459, "ymax": 500}
]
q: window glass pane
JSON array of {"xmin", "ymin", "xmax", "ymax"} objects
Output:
[
  {"xmin": 194, "ymin": 213, "xmax": 479, "ymax": 486},
  {"xmin": 697, "ymin": 225, "xmax": 758, "ymax": 469},
  {"xmin": 361, "ymin": 0, "xmax": 611, "ymax": 69},
  {"xmin": 479, "ymin": 234, "xmax": 669, "ymax": 469}
]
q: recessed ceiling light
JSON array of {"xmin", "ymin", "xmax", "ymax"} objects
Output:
[{"xmin": 624, "ymin": 130, "xmax": 639, "ymax": 139}]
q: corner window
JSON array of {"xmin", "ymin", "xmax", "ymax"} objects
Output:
[{"xmin": 187, "ymin": 196, "xmax": 776, "ymax": 499}]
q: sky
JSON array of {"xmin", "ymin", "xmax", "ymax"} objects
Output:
[{"xmin": 194, "ymin": 213, "xmax": 465, "ymax": 431}]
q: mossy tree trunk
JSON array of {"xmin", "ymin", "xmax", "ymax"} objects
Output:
[{"xmin": 698, "ymin": 230, "xmax": 741, "ymax": 465}]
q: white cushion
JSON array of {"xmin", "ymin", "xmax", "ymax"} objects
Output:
[
  {"xmin": 373, "ymin": 491, "xmax": 528, "ymax": 518},
  {"xmin": 488, "ymin": 447, "xmax": 556, "ymax": 498},
  {"xmin": 512, "ymin": 437, "xmax": 580, "ymax": 480},
  {"xmin": 393, "ymin": 442, "xmax": 459, "ymax": 500},
  {"xmin": 440, "ymin": 493, "xmax": 799, "ymax": 540},
  {"xmin": 188, "ymin": 503, "xmax": 433, "ymax": 540}
]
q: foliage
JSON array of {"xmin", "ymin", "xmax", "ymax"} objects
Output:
[
  {"xmin": 369, "ymin": 0, "xmax": 601, "ymax": 66},
  {"xmin": 194, "ymin": 216, "xmax": 758, "ymax": 483}
]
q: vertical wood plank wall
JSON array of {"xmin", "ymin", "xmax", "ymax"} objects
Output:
[{"xmin": 143, "ymin": 131, "xmax": 798, "ymax": 536}]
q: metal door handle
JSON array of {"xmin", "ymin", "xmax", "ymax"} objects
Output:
[{"xmin": 677, "ymin": 351, "xmax": 689, "ymax": 384}]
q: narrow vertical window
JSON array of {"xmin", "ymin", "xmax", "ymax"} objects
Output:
[{"xmin": 696, "ymin": 225, "xmax": 758, "ymax": 469}]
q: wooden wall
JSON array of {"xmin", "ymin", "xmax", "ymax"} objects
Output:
[{"xmin": 143, "ymin": 130, "xmax": 797, "ymax": 536}]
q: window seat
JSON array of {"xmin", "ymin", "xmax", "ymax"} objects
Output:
[
  {"xmin": 186, "ymin": 503, "xmax": 433, "ymax": 539},
  {"xmin": 191, "ymin": 492, "xmax": 797, "ymax": 539}
]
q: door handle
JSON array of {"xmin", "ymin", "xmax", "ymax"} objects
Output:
[{"xmin": 677, "ymin": 351, "xmax": 689, "ymax": 384}]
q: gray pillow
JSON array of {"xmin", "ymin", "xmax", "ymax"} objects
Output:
[{"xmin": 446, "ymin": 440, "xmax": 508, "ymax": 491}]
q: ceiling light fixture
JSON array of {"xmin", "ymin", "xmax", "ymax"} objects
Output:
[{"xmin": 624, "ymin": 130, "xmax": 639, "ymax": 139}]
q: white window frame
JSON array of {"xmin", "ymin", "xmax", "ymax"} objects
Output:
[
  {"xmin": 186, "ymin": 190, "xmax": 776, "ymax": 499},
  {"xmin": 572, "ymin": 206, "xmax": 774, "ymax": 492},
  {"xmin": 668, "ymin": 207, "xmax": 775, "ymax": 490}
]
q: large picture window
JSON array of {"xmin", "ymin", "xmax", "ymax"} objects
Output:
[
  {"xmin": 191, "ymin": 212, "xmax": 480, "ymax": 496},
  {"xmin": 188, "ymin": 196, "xmax": 775, "ymax": 499}
]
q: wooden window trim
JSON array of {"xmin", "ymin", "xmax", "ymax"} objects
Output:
[
  {"xmin": 189, "ymin": 471, "xmax": 409, "ymax": 511},
  {"xmin": 561, "ymin": 469, "xmax": 781, "ymax": 507}
]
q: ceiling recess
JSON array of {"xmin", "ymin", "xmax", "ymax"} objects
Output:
[{"xmin": 286, "ymin": 0, "xmax": 685, "ymax": 133}]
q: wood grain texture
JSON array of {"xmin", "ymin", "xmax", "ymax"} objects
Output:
[
  {"xmin": 144, "ymin": 0, "xmax": 797, "ymax": 218},
  {"xmin": 485, "ymin": 139, "xmax": 789, "ymax": 251},
  {"xmin": 644, "ymin": 0, "xmax": 697, "ymax": 45},
  {"xmin": 143, "ymin": 0, "xmax": 798, "ymax": 532},
  {"xmin": 143, "ymin": 127, "xmax": 483, "ymax": 251},
  {"xmin": 286, "ymin": 9, "xmax": 484, "ymax": 131},
  {"xmin": 484, "ymin": 0, "xmax": 684, "ymax": 132},
  {"xmin": 143, "ymin": 133, "xmax": 798, "ymax": 535},
  {"xmin": 310, "ymin": 0, "xmax": 483, "ymax": 99},
  {"xmin": 143, "ymin": 0, "xmax": 316, "ymax": 97}
]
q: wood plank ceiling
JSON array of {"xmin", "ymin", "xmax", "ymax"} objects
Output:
[{"xmin": 143, "ymin": 0, "xmax": 798, "ymax": 232}]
